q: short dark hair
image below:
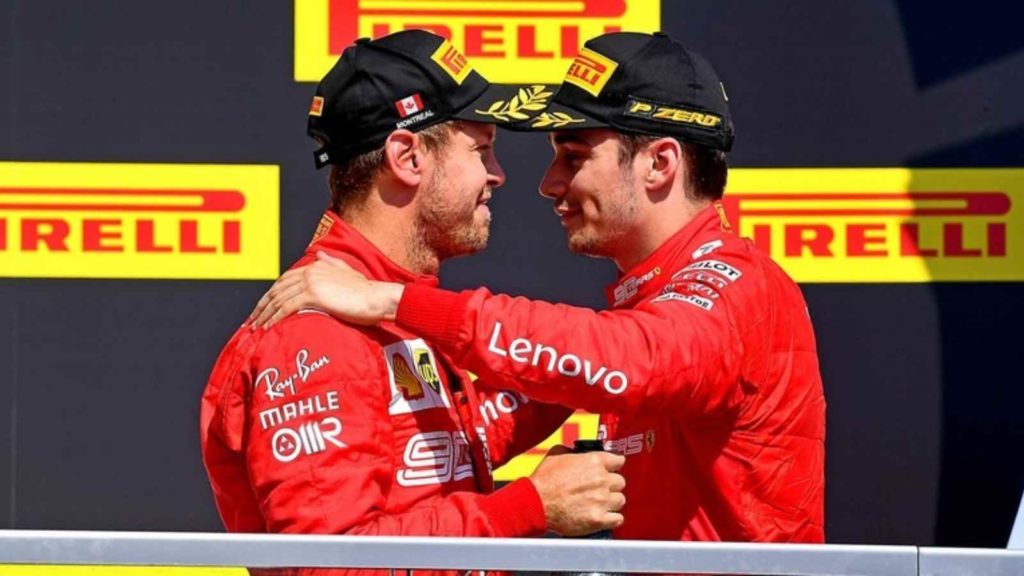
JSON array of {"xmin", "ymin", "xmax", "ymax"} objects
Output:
[
  {"xmin": 618, "ymin": 133, "xmax": 728, "ymax": 201},
  {"xmin": 327, "ymin": 122, "xmax": 457, "ymax": 214}
]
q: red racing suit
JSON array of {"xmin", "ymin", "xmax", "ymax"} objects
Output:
[
  {"xmin": 394, "ymin": 204, "xmax": 826, "ymax": 543},
  {"xmin": 201, "ymin": 211, "xmax": 570, "ymax": 574}
]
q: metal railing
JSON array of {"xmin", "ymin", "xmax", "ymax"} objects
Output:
[
  {"xmin": 1009, "ymin": 491, "xmax": 1024, "ymax": 549},
  {"xmin": 0, "ymin": 531, "xmax": 1022, "ymax": 576}
]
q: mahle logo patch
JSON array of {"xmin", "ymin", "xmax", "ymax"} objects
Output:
[{"xmin": 294, "ymin": 0, "xmax": 660, "ymax": 83}]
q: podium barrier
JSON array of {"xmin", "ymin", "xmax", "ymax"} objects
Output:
[
  {"xmin": 0, "ymin": 531, "xmax": 1020, "ymax": 575},
  {"xmin": 919, "ymin": 547, "xmax": 1024, "ymax": 576},
  {"xmin": 1009, "ymin": 490, "xmax": 1024, "ymax": 549}
]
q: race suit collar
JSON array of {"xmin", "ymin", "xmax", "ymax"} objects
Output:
[
  {"xmin": 604, "ymin": 202, "xmax": 728, "ymax": 308},
  {"xmin": 304, "ymin": 210, "xmax": 440, "ymax": 287}
]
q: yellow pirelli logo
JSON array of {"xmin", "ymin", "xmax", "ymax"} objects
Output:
[
  {"xmin": 309, "ymin": 95, "xmax": 325, "ymax": 116},
  {"xmin": 430, "ymin": 39, "xmax": 473, "ymax": 84},
  {"xmin": 295, "ymin": 0, "xmax": 660, "ymax": 83},
  {"xmin": 723, "ymin": 168, "xmax": 1024, "ymax": 282},
  {"xmin": 494, "ymin": 410, "xmax": 599, "ymax": 481},
  {"xmin": 563, "ymin": 46, "xmax": 618, "ymax": 96},
  {"xmin": 0, "ymin": 162, "xmax": 279, "ymax": 280}
]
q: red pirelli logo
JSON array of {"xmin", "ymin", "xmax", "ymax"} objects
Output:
[
  {"xmin": 309, "ymin": 95, "xmax": 325, "ymax": 116},
  {"xmin": 563, "ymin": 46, "xmax": 618, "ymax": 96},
  {"xmin": 0, "ymin": 163, "xmax": 279, "ymax": 280},
  {"xmin": 723, "ymin": 169, "xmax": 1024, "ymax": 282},
  {"xmin": 430, "ymin": 40, "xmax": 471, "ymax": 84},
  {"xmin": 295, "ymin": 0, "xmax": 660, "ymax": 83},
  {"xmin": 0, "ymin": 189, "xmax": 244, "ymax": 254}
]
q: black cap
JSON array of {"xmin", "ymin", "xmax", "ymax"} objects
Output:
[
  {"xmin": 516, "ymin": 32, "xmax": 735, "ymax": 151},
  {"xmin": 307, "ymin": 30, "xmax": 552, "ymax": 168}
]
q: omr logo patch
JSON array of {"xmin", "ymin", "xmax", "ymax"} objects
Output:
[
  {"xmin": 723, "ymin": 168, "xmax": 1024, "ymax": 282},
  {"xmin": 0, "ymin": 162, "xmax": 279, "ymax": 280},
  {"xmin": 294, "ymin": 0, "xmax": 660, "ymax": 83}
]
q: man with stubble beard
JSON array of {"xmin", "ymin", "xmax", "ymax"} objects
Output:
[{"xmin": 200, "ymin": 31, "xmax": 626, "ymax": 575}]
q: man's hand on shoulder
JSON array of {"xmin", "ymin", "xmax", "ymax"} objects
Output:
[{"xmin": 251, "ymin": 251, "xmax": 404, "ymax": 329}]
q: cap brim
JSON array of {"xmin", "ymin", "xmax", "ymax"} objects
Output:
[
  {"xmin": 452, "ymin": 84, "xmax": 559, "ymax": 128},
  {"xmin": 506, "ymin": 99, "xmax": 610, "ymax": 132}
]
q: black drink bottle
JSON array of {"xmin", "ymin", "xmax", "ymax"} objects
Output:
[
  {"xmin": 565, "ymin": 439, "xmax": 622, "ymax": 576},
  {"xmin": 572, "ymin": 439, "xmax": 613, "ymax": 540}
]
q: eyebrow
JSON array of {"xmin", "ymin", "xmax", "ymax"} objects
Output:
[
  {"xmin": 478, "ymin": 128, "xmax": 497, "ymax": 146},
  {"xmin": 551, "ymin": 132, "xmax": 588, "ymax": 146}
]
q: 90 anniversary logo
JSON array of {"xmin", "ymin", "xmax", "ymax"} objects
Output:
[{"xmin": 294, "ymin": 0, "xmax": 661, "ymax": 82}]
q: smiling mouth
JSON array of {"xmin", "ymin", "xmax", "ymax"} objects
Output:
[
  {"xmin": 556, "ymin": 210, "xmax": 582, "ymax": 227},
  {"xmin": 475, "ymin": 196, "xmax": 492, "ymax": 218}
]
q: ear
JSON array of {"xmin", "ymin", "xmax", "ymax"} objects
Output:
[
  {"xmin": 642, "ymin": 137, "xmax": 682, "ymax": 191},
  {"xmin": 383, "ymin": 130, "xmax": 424, "ymax": 187}
]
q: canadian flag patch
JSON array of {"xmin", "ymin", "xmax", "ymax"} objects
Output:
[{"xmin": 395, "ymin": 94, "xmax": 425, "ymax": 118}]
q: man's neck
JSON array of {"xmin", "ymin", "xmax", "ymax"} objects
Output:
[
  {"xmin": 612, "ymin": 198, "xmax": 710, "ymax": 272},
  {"xmin": 340, "ymin": 202, "xmax": 440, "ymax": 276}
]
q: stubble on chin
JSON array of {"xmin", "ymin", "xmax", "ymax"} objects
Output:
[
  {"xmin": 566, "ymin": 227, "xmax": 602, "ymax": 257},
  {"xmin": 442, "ymin": 219, "xmax": 489, "ymax": 258},
  {"xmin": 415, "ymin": 190, "xmax": 490, "ymax": 262},
  {"xmin": 576, "ymin": 172, "xmax": 641, "ymax": 257}
]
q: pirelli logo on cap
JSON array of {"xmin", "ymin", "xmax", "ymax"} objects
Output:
[
  {"xmin": 624, "ymin": 98, "xmax": 723, "ymax": 128},
  {"xmin": 563, "ymin": 46, "xmax": 618, "ymax": 96},
  {"xmin": 430, "ymin": 40, "xmax": 472, "ymax": 84},
  {"xmin": 309, "ymin": 95, "xmax": 325, "ymax": 116},
  {"xmin": 294, "ymin": 0, "xmax": 659, "ymax": 83},
  {"xmin": 0, "ymin": 162, "xmax": 279, "ymax": 280},
  {"xmin": 722, "ymin": 168, "xmax": 1024, "ymax": 282}
]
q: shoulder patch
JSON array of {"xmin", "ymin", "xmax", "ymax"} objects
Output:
[
  {"xmin": 691, "ymin": 239, "xmax": 724, "ymax": 260},
  {"xmin": 383, "ymin": 338, "xmax": 450, "ymax": 415},
  {"xmin": 679, "ymin": 259, "xmax": 742, "ymax": 282},
  {"xmin": 656, "ymin": 256, "xmax": 747, "ymax": 308},
  {"xmin": 652, "ymin": 292, "xmax": 715, "ymax": 311}
]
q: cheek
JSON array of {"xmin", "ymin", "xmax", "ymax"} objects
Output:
[
  {"xmin": 455, "ymin": 155, "xmax": 486, "ymax": 186},
  {"xmin": 567, "ymin": 165, "xmax": 593, "ymax": 194},
  {"xmin": 570, "ymin": 165, "xmax": 616, "ymax": 207}
]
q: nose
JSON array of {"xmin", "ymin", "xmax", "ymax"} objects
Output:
[
  {"xmin": 485, "ymin": 150, "xmax": 506, "ymax": 189},
  {"xmin": 538, "ymin": 161, "xmax": 566, "ymax": 201}
]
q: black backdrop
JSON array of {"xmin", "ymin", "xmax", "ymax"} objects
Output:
[{"xmin": 1, "ymin": 0, "xmax": 1022, "ymax": 546}]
